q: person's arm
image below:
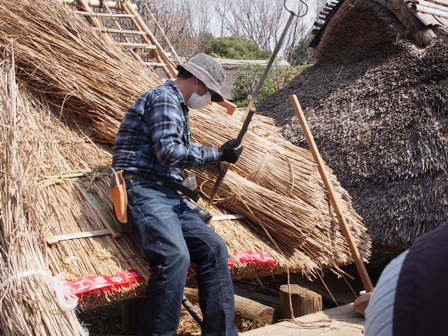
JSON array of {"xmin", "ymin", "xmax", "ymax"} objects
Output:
[{"xmin": 147, "ymin": 91, "xmax": 220, "ymax": 169}]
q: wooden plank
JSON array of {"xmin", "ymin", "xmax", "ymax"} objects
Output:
[
  {"xmin": 240, "ymin": 304, "xmax": 364, "ymax": 336},
  {"xmin": 46, "ymin": 229, "xmax": 111, "ymax": 244},
  {"xmin": 210, "ymin": 214, "xmax": 244, "ymax": 221},
  {"xmin": 410, "ymin": 0, "xmax": 448, "ymax": 6},
  {"xmin": 415, "ymin": 0, "xmax": 448, "ymax": 13},
  {"xmin": 234, "ymin": 285, "xmax": 278, "ymax": 307}
]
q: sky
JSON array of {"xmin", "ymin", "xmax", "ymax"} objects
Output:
[{"xmin": 178, "ymin": 0, "xmax": 324, "ymax": 40}]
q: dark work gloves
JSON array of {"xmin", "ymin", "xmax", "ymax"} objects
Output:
[{"xmin": 218, "ymin": 138, "xmax": 244, "ymax": 164}]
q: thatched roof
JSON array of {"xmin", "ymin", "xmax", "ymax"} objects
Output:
[
  {"xmin": 308, "ymin": 0, "xmax": 448, "ymax": 59},
  {"xmin": 0, "ymin": 0, "xmax": 370, "ymax": 333},
  {"xmin": 258, "ymin": 0, "xmax": 448, "ymax": 250}
]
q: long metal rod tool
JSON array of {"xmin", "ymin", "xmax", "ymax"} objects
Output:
[
  {"xmin": 182, "ymin": 295, "xmax": 203, "ymax": 326},
  {"xmin": 207, "ymin": 4, "xmax": 303, "ymax": 206},
  {"xmin": 289, "ymin": 94, "xmax": 374, "ymax": 292}
]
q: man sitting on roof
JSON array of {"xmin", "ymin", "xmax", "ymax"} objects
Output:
[{"xmin": 112, "ymin": 53, "xmax": 242, "ymax": 336}]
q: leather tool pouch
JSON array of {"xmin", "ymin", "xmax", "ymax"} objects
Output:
[{"xmin": 108, "ymin": 169, "xmax": 128, "ymax": 224}]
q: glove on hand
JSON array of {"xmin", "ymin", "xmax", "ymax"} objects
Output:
[{"xmin": 218, "ymin": 138, "xmax": 244, "ymax": 164}]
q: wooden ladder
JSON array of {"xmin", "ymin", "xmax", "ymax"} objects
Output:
[{"xmin": 61, "ymin": 0, "xmax": 178, "ymax": 78}]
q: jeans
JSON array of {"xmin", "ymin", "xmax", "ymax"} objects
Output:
[{"xmin": 126, "ymin": 179, "xmax": 238, "ymax": 336}]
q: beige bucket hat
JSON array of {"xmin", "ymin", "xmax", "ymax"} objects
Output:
[{"xmin": 177, "ymin": 53, "xmax": 226, "ymax": 102}]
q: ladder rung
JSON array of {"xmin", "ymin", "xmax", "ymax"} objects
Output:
[
  {"xmin": 117, "ymin": 42, "xmax": 157, "ymax": 49},
  {"xmin": 61, "ymin": 0, "xmax": 137, "ymax": 10},
  {"xmin": 74, "ymin": 11, "xmax": 135, "ymax": 18},
  {"xmin": 143, "ymin": 62, "xmax": 167, "ymax": 67},
  {"xmin": 94, "ymin": 27, "xmax": 146, "ymax": 35}
]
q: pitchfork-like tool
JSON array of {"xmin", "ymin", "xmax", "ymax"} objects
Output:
[{"xmin": 207, "ymin": 0, "xmax": 308, "ymax": 207}]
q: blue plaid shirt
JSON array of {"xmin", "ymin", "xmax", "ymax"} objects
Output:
[{"xmin": 112, "ymin": 79, "xmax": 220, "ymax": 182}]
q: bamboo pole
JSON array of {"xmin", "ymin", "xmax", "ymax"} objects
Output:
[{"xmin": 289, "ymin": 94, "xmax": 374, "ymax": 293}]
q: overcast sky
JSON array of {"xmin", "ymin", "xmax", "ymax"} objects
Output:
[{"xmin": 177, "ymin": 0, "xmax": 324, "ymax": 39}]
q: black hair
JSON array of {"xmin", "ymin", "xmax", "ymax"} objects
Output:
[{"xmin": 176, "ymin": 66, "xmax": 194, "ymax": 79}]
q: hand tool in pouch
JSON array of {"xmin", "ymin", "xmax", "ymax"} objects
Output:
[{"xmin": 108, "ymin": 168, "xmax": 128, "ymax": 224}]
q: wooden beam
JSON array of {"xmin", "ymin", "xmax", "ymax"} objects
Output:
[{"xmin": 183, "ymin": 287, "xmax": 275, "ymax": 329}]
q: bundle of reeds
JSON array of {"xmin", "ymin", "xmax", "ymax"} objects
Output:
[
  {"xmin": 0, "ymin": 0, "xmax": 157, "ymax": 144},
  {"xmin": 189, "ymin": 108, "xmax": 369, "ymax": 259},
  {"xmin": 0, "ymin": 53, "xmax": 88, "ymax": 336}
]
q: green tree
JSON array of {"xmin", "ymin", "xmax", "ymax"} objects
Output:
[
  {"xmin": 205, "ymin": 35, "xmax": 271, "ymax": 60},
  {"xmin": 231, "ymin": 63, "xmax": 302, "ymax": 108},
  {"xmin": 288, "ymin": 39, "xmax": 315, "ymax": 66}
]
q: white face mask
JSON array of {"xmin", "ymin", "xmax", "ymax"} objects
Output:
[{"xmin": 187, "ymin": 83, "xmax": 211, "ymax": 109}]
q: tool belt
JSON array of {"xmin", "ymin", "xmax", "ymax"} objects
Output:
[{"xmin": 122, "ymin": 171, "xmax": 200, "ymax": 203}]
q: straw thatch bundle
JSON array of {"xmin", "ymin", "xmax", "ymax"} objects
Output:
[
  {"xmin": 0, "ymin": 0, "xmax": 156, "ymax": 144},
  {"xmin": 258, "ymin": 0, "xmax": 448, "ymax": 249},
  {"xmin": 0, "ymin": 0, "xmax": 371, "ymax": 324},
  {"xmin": 189, "ymin": 109, "xmax": 368, "ymax": 266},
  {"xmin": 0, "ymin": 53, "xmax": 88, "ymax": 336}
]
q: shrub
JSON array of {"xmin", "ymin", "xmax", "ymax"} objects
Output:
[
  {"xmin": 231, "ymin": 63, "xmax": 302, "ymax": 108},
  {"xmin": 205, "ymin": 35, "xmax": 271, "ymax": 60}
]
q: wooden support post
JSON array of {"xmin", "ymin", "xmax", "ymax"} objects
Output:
[
  {"xmin": 289, "ymin": 94, "xmax": 374, "ymax": 293},
  {"xmin": 279, "ymin": 284, "xmax": 322, "ymax": 319},
  {"xmin": 122, "ymin": 298, "xmax": 145, "ymax": 334}
]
